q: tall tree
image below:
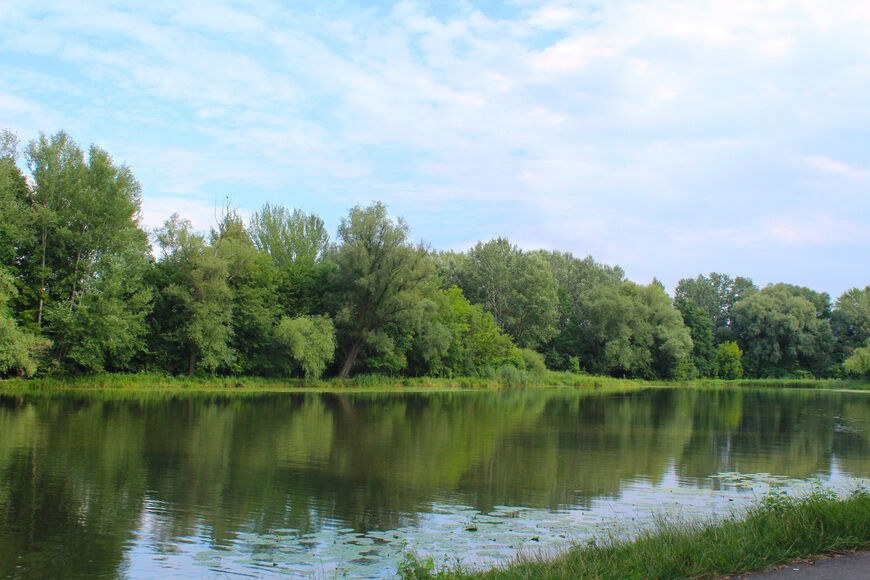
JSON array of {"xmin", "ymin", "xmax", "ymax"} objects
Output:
[
  {"xmin": 569, "ymin": 281, "xmax": 692, "ymax": 379},
  {"xmin": 832, "ymin": 286, "xmax": 870, "ymax": 360},
  {"xmin": 732, "ymin": 283, "xmax": 834, "ymax": 377},
  {"xmin": 213, "ymin": 211, "xmax": 282, "ymax": 375},
  {"xmin": 0, "ymin": 130, "xmax": 34, "ymax": 278},
  {"xmin": 675, "ymin": 296, "xmax": 717, "ymax": 377},
  {"xmin": 153, "ymin": 214, "xmax": 235, "ymax": 375},
  {"xmin": 248, "ymin": 203, "xmax": 330, "ymax": 267},
  {"xmin": 675, "ymin": 273, "xmax": 757, "ymax": 343},
  {"xmin": 458, "ymin": 238, "xmax": 558, "ymax": 349},
  {"xmin": 16, "ymin": 131, "xmax": 153, "ymax": 370},
  {"xmin": 0, "ymin": 267, "xmax": 48, "ymax": 376},
  {"xmin": 332, "ymin": 202, "xmax": 433, "ymax": 378},
  {"xmin": 536, "ymin": 250, "xmax": 625, "ymax": 370},
  {"xmin": 44, "ymin": 236, "xmax": 153, "ymax": 373}
]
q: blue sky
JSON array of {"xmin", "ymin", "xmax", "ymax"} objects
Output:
[{"xmin": 2, "ymin": 0, "xmax": 869, "ymax": 298}]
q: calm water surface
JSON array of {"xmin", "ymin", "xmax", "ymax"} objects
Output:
[{"xmin": 1, "ymin": 386, "xmax": 870, "ymax": 578}]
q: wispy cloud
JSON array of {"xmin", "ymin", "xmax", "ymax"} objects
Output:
[{"xmin": 2, "ymin": 0, "xmax": 869, "ymax": 296}]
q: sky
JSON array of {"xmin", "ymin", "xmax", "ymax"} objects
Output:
[{"xmin": 1, "ymin": 0, "xmax": 869, "ymax": 297}]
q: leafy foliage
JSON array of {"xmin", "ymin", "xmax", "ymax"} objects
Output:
[
  {"xmin": 562, "ymin": 281, "xmax": 692, "ymax": 379},
  {"xmin": 675, "ymin": 273, "xmax": 757, "ymax": 343},
  {"xmin": 455, "ymin": 238, "xmax": 559, "ymax": 349},
  {"xmin": 274, "ymin": 315, "xmax": 336, "ymax": 378},
  {"xmin": 248, "ymin": 203, "xmax": 330, "ymax": 267},
  {"xmin": 153, "ymin": 214, "xmax": 235, "ymax": 375},
  {"xmin": 675, "ymin": 297, "xmax": 716, "ymax": 377},
  {"xmin": 3, "ymin": 128, "xmax": 863, "ymax": 382},
  {"xmin": 716, "ymin": 341, "xmax": 744, "ymax": 379},
  {"xmin": 833, "ymin": 286, "xmax": 870, "ymax": 361},
  {"xmin": 732, "ymin": 284, "xmax": 834, "ymax": 378},
  {"xmin": 0, "ymin": 268, "xmax": 48, "ymax": 376},
  {"xmin": 844, "ymin": 339, "xmax": 870, "ymax": 377},
  {"xmin": 332, "ymin": 202, "xmax": 433, "ymax": 378}
]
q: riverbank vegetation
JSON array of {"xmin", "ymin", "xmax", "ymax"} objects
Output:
[
  {"xmin": 2, "ymin": 371, "xmax": 867, "ymax": 394},
  {"xmin": 2, "ymin": 129, "xmax": 870, "ymax": 383},
  {"xmin": 399, "ymin": 489, "xmax": 870, "ymax": 580}
]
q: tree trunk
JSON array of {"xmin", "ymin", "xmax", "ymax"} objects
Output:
[
  {"xmin": 338, "ymin": 339, "xmax": 363, "ymax": 379},
  {"xmin": 188, "ymin": 348, "xmax": 197, "ymax": 376},
  {"xmin": 69, "ymin": 248, "xmax": 82, "ymax": 311},
  {"xmin": 37, "ymin": 226, "xmax": 47, "ymax": 327}
]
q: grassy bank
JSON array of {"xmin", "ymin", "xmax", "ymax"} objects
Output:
[
  {"xmin": 693, "ymin": 378, "xmax": 870, "ymax": 391},
  {"xmin": 400, "ymin": 490, "xmax": 870, "ymax": 580},
  {"xmin": 1, "ymin": 372, "xmax": 867, "ymax": 393},
  {"xmin": 0, "ymin": 370, "xmax": 650, "ymax": 392}
]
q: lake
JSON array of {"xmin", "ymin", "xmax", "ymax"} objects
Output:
[{"xmin": 1, "ymin": 386, "xmax": 869, "ymax": 578}]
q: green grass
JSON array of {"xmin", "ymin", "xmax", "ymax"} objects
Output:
[
  {"xmin": 0, "ymin": 370, "xmax": 648, "ymax": 392},
  {"xmin": 693, "ymin": 377, "xmax": 870, "ymax": 391},
  {"xmin": 400, "ymin": 490, "xmax": 870, "ymax": 580},
  {"xmin": 1, "ymin": 371, "xmax": 866, "ymax": 394}
]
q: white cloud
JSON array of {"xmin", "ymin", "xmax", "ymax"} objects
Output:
[
  {"xmin": 2, "ymin": 0, "xmax": 869, "ymax": 296},
  {"xmin": 806, "ymin": 156, "xmax": 869, "ymax": 179}
]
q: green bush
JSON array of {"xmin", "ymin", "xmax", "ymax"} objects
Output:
[{"xmin": 519, "ymin": 348, "xmax": 547, "ymax": 376}]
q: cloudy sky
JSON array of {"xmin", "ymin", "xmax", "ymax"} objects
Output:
[{"xmin": 2, "ymin": 0, "xmax": 869, "ymax": 297}]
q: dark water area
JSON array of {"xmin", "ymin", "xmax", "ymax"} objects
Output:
[{"xmin": 1, "ymin": 386, "xmax": 869, "ymax": 578}]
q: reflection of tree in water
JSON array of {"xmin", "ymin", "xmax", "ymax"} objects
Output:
[
  {"xmin": 457, "ymin": 389, "xmax": 696, "ymax": 511},
  {"xmin": 678, "ymin": 389, "xmax": 870, "ymax": 483},
  {"xmin": 0, "ymin": 397, "xmax": 146, "ymax": 578},
  {"xmin": 2, "ymin": 388, "xmax": 870, "ymax": 577}
]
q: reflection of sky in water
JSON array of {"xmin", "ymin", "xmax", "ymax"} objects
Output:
[
  {"xmin": 6, "ymin": 387, "xmax": 870, "ymax": 578},
  {"xmin": 121, "ymin": 470, "xmax": 870, "ymax": 579}
]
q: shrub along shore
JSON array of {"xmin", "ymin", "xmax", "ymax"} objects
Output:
[{"xmin": 399, "ymin": 490, "xmax": 870, "ymax": 580}]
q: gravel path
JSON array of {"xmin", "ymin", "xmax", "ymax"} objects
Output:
[{"xmin": 725, "ymin": 552, "xmax": 870, "ymax": 579}]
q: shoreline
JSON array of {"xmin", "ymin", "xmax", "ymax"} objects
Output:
[
  {"xmin": 1, "ymin": 372, "xmax": 867, "ymax": 394},
  {"xmin": 399, "ymin": 491, "xmax": 870, "ymax": 580}
]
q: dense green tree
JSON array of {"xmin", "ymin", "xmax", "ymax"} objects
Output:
[
  {"xmin": 0, "ymin": 267, "xmax": 48, "ymax": 376},
  {"xmin": 0, "ymin": 130, "xmax": 34, "ymax": 277},
  {"xmin": 536, "ymin": 251, "xmax": 625, "ymax": 370},
  {"xmin": 20, "ymin": 132, "xmax": 145, "ymax": 329},
  {"xmin": 404, "ymin": 286, "xmax": 522, "ymax": 377},
  {"xmin": 274, "ymin": 315, "xmax": 336, "ymax": 378},
  {"xmin": 457, "ymin": 238, "xmax": 558, "ymax": 349},
  {"xmin": 248, "ymin": 203, "xmax": 336, "ymax": 320},
  {"xmin": 716, "ymin": 341, "xmax": 744, "ymax": 379},
  {"xmin": 248, "ymin": 203, "xmax": 330, "ymax": 267},
  {"xmin": 8, "ymin": 131, "xmax": 154, "ymax": 371},
  {"xmin": 675, "ymin": 296, "xmax": 717, "ymax": 377},
  {"xmin": 844, "ymin": 339, "xmax": 870, "ymax": 378},
  {"xmin": 44, "ymin": 236, "xmax": 153, "ymax": 373},
  {"xmin": 332, "ymin": 202, "xmax": 433, "ymax": 378},
  {"xmin": 537, "ymin": 251, "xmax": 625, "ymax": 327},
  {"xmin": 732, "ymin": 283, "xmax": 834, "ymax": 378},
  {"xmin": 570, "ymin": 281, "xmax": 692, "ymax": 379},
  {"xmin": 211, "ymin": 212, "xmax": 283, "ymax": 375},
  {"xmin": 675, "ymin": 273, "xmax": 757, "ymax": 343},
  {"xmin": 832, "ymin": 287, "xmax": 870, "ymax": 359},
  {"xmin": 153, "ymin": 214, "xmax": 235, "ymax": 375}
]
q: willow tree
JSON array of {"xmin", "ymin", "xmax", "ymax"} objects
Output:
[
  {"xmin": 732, "ymin": 283, "xmax": 834, "ymax": 378},
  {"xmin": 833, "ymin": 286, "xmax": 870, "ymax": 359},
  {"xmin": 332, "ymin": 202, "xmax": 432, "ymax": 378}
]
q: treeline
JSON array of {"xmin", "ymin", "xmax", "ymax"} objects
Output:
[{"xmin": 1, "ymin": 130, "xmax": 869, "ymax": 380}]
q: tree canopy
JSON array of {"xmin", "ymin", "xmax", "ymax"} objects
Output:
[{"xmin": 2, "ymin": 128, "xmax": 866, "ymax": 382}]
